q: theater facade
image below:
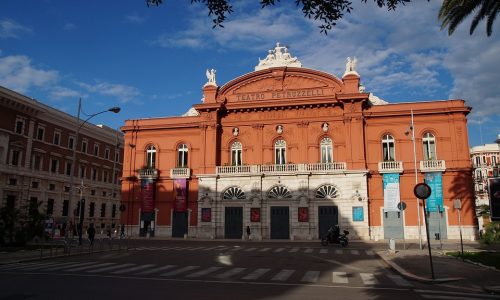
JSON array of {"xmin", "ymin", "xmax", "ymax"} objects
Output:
[{"xmin": 120, "ymin": 44, "xmax": 476, "ymax": 241}]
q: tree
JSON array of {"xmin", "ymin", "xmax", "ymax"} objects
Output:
[
  {"xmin": 439, "ymin": 0, "xmax": 499, "ymax": 36},
  {"xmin": 146, "ymin": 0, "xmax": 418, "ymax": 34}
]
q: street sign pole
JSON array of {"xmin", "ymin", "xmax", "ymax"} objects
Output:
[
  {"xmin": 454, "ymin": 199, "xmax": 464, "ymax": 257},
  {"xmin": 414, "ymin": 182, "xmax": 435, "ymax": 280},
  {"xmin": 421, "ymin": 199, "xmax": 435, "ymax": 279}
]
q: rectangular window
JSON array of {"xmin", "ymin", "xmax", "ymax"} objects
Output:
[
  {"xmin": 62, "ymin": 200, "xmax": 69, "ymax": 217},
  {"xmin": 92, "ymin": 168, "xmax": 97, "ymax": 181},
  {"xmin": 47, "ymin": 199, "xmax": 54, "ymax": 215},
  {"xmin": 68, "ymin": 136, "xmax": 75, "ymax": 150},
  {"xmin": 94, "ymin": 144, "xmax": 99, "ymax": 156},
  {"xmin": 115, "ymin": 152, "xmax": 119, "ymax": 162},
  {"xmin": 91, "ymin": 189, "xmax": 96, "ymax": 196},
  {"xmin": 82, "ymin": 140, "xmax": 87, "ymax": 153},
  {"xmin": 105, "ymin": 148, "xmax": 110, "ymax": 160},
  {"xmin": 49, "ymin": 183, "xmax": 56, "ymax": 191},
  {"xmin": 50, "ymin": 158, "xmax": 58, "ymax": 173},
  {"xmin": 100, "ymin": 203, "xmax": 106, "ymax": 218},
  {"xmin": 31, "ymin": 181, "xmax": 39, "ymax": 189},
  {"xmin": 493, "ymin": 156, "xmax": 497, "ymax": 166},
  {"xmin": 64, "ymin": 186, "xmax": 70, "ymax": 193},
  {"xmin": 32, "ymin": 154, "xmax": 42, "ymax": 170},
  {"xmin": 103, "ymin": 171, "xmax": 109, "ymax": 183},
  {"xmin": 475, "ymin": 156, "xmax": 481, "ymax": 166},
  {"xmin": 36, "ymin": 126, "xmax": 45, "ymax": 141},
  {"xmin": 102, "ymin": 191, "xmax": 107, "ymax": 197},
  {"xmin": 80, "ymin": 165, "xmax": 86, "ymax": 178},
  {"xmin": 53, "ymin": 131, "xmax": 61, "ymax": 145},
  {"xmin": 112, "ymin": 204, "xmax": 116, "ymax": 218},
  {"xmin": 89, "ymin": 202, "xmax": 95, "ymax": 217},
  {"xmin": 11, "ymin": 150, "xmax": 20, "ymax": 166},
  {"xmin": 65, "ymin": 162, "xmax": 72, "ymax": 176},
  {"xmin": 15, "ymin": 119, "xmax": 24, "ymax": 134},
  {"xmin": 8, "ymin": 178, "xmax": 17, "ymax": 185}
]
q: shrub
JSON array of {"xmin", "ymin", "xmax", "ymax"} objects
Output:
[{"xmin": 481, "ymin": 221, "xmax": 500, "ymax": 245}]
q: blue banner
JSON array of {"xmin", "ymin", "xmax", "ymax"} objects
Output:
[
  {"xmin": 383, "ymin": 173, "xmax": 400, "ymax": 212},
  {"xmin": 424, "ymin": 172, "xmax": 443, "ymax": 212}
]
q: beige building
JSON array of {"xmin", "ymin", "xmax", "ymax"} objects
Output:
[{"xmin": 0, "ymin": 86, "xmax": 123, "ymax": 235}]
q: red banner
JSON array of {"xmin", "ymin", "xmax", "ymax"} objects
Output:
[
  {"xmin": 250, "ymin": 208, "xmax": 260, "ymax": 222},
  {"xmin": 298, "ymin": 207, "xmax": 308, "ymax": 222},
  {"xmin": 174, "ymin": 179, "xmax": 187, "ymax": 212},
  {"xmin": 141, "ymin": 179, "xmax": 155, "ymax": 213}
]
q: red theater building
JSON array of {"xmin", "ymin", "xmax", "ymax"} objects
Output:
[{"xmin": 120, "ymin": 44, "xmax": 476, "ymax": 241}]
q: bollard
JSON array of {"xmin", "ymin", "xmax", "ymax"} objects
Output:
[{"xmin": 389, "ymin": 238, "xmax": 396, "ymax": 253}]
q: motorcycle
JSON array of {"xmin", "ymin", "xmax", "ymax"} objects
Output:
[{"xmin": 321, "ymin": 225, "xmax": 349, "ymax": 247}]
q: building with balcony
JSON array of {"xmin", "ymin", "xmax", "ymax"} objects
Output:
[
  {"xmin": 0, "ymin": 86, "xmax": 123, "ymax": 236},
  {"xmin": 121, "ymin": 44, "xmax": 476, "ymax": 241},
  {"xmin": 470, "ymin": 143, "xmax": 500, "ymax": 229}
]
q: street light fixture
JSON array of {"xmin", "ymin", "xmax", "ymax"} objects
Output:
[
  {"xmin": 405, "ymin": 109, "xmax": 423, "ymax": 250},
  {"xmin": 68, "ymin": 98, "xmax": 120, "ymax": 245}
]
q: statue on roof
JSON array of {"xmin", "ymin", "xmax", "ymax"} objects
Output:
[
  {"xmin": 255, "ymin": 42, "xmax": 302, "ymax": 71},
  {"xmin": 205, "ymin": 69, "xmax": 217, "ymax": 86},
  {"xmin": 343, "ymin": 57, "xmax": 359, "ymax": 77}
]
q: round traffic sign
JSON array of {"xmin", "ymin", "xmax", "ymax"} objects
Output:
[
  {"xmin": 397, "ymin": 202, "xmax": 407, "ymax": 211},
  {"xmin": 414, "ymin": 183, "xmax": 431, "ymax": 199}
]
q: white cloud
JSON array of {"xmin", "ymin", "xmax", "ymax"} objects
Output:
[
  {"xmin": 63, "ymin": 23, "xmax": 76, "ymax": 31},
  {"xmin": 125, "ymin": 13, "xmax": 147, "ymax": 24},
  {"xmin": 77, "ymin": 81, "xmax": 141, "ymax": 103},
  {"xmin": 49, "ymin": 86, "xmax": 81, "ymax": 100},
  {"xmin": 0, "ymin": 18, "xmax": 32, "ymax": 39},
  {"xmin": 0, "ymin": 55, "xmax": 58, "ymax": 93}
]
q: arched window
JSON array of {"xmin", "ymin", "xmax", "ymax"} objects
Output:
[
  {"xmin": 320, "ymin": 137, "xmax": 333, "ymax": 163},
  {"xmin": 382, "ymin": 134, "xmax": 395, "ymax": 161},
  {"xmin": 177, "ymin": 144, "xmax": 188, "ymax": 167},
  {"xmin": 231, "ymin": 141, "xmax": 242, "ymax": 166},
  {"xmin": 146, "ymin": 145, "xmax": 156, "ymax": 168},
  {"xmin": 274, "ymin": 139, "xmax": 286, "ymax": 165},
  {"xmin": 223, "ymin": 186, "xmax": 245, "ymax": 200},
  {"xmin": 422, "ymin": 132, "xmax": 436, "ymax": 160},
  {"xmin": 268, "ymin": 185, "xmax": 292, "ymax": 199},
  {"xmin": 315, "ymin": 185, "xmax": 339, "ymax": 199}
]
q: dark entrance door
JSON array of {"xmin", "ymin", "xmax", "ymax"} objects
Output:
[
  {"xmin": 318, "ymin": 206, "xmax": 338, "ymax": 239},
  {"xmin": 172, "ymin": 211, "xmax": 188, "ymax": 238},
  {"xmin": 225, "ymin": 207, "xmax": 243, "ymax": 239},
  {"xmin": 139, "ymin": 212, "xmax": 155, "ymax": 237},
  {"xmin": 270, "ymin": 206, "xmax": 289, "ymax": 239}
]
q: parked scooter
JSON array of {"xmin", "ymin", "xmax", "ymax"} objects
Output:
[{"xmin": 321, "ymin": 225, "xmax": 349, "ymax": 247}]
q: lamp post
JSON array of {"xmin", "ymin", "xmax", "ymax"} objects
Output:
[
  {"xmin": 405, "ymin": 109, "xmax": 423, "ymax": 250},
  {"xmin": 69, "ymin": 98, "xmax": 120, "ymax": 245}
]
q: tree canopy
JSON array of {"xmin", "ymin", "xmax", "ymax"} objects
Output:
[{"xmin": 146, "ymin": 0, "xmax": 497, "ymax": 36}]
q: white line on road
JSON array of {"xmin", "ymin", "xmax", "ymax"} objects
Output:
[
  {"xmin": 111, "ymin": 264, "xmax": 156, "ymax": 274},
  {"xmin": 185, "ymin": 267, "xmax": 223, "ymax": 278},
  {"xmin": 161, "ymin": 266, "xmax": 200, "ymax": 277},
  {"xmin": 289, "ymin": 248, "xmax": 299, "ymax": 253},
  {"xmin": 335, "ymin": 249, "xmax": 343, "ymax": 255},
  {"xmin": 274, "ymin": 248, "xmax": 285, "ymax": 252},
  {"xmin": 43, "ymin": 262, "xmax": 97, "ymax": 271},
  {"xmin": 304, "ymin": 248, "xmax": 313, "ymax": 253},
  {"xmin": 136, "ymin": 265, "xmax": 176, "ymax": 275},
  {"xmin": 258, "ymin": 248, "xmax": 271, "ymax": 252},
  {"xmin": 319, "ymin": 249, "xmax": 328, "ymax": 254},
  {"xmin": 332, "ymin": 271, "xmax": 348, "ymax": 284},
  {"xmin": 350, "ymin": 250, "xmax": 360, "ymax": 255},
  {"xmin": 67, "ymin": 263, "xmax": 115, "ymax": 272},
  {"xmin": 87, "ymin": 263, "xmax": 135, "ymax": 273},
  {"xmin": 214, "ymin": 268, "xmax": 246, "ymax": 279},
  {"xmin": 242, "ymin": 268, "xmax": 270, "ymax": 280},
  {"xmin": 271, "ymin": 269, "xmax": 295, "ymax": 281}
]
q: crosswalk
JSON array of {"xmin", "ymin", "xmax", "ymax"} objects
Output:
[
  {"xmin": 129, "ymin": 245, "xmax": 377, "ymax": 256},
  {"xmin": 0, "ymin": 260, "xmax": 412, "ymax": 287}
]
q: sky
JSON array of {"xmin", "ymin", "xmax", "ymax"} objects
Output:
[{"xmin": 1, "ymin": 0, "xmax": 499, "ymax": 147}]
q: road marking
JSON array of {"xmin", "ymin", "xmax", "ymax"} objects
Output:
[
  {"xmin": 289, "ymin": 248, "xmax": 299, "ymax": 253},
  {"xmin": 189, "ymin": 247, "xmax": 206, "ymax": 251},
  {"xmin": 360, "ymin": 273, "xmax": 378, "ymax": 285},
  {"xmin": 244, "ymin": 247, "xmax": 257, "ymax": 252},
  {"xmin": 319, "ymin": 249, "xmax": 328, "ymax": 254},
  {"xmin": 136, "ymin": 265, "xmax": 177, "ymax": 275},
  {"xmin": 274, "ymin": 248, "xmax": 285, "ymax": 252},
  {"xmin": 332, "ymin": 271, "xmax": 348, "ymax": 284},
  {"xmin": 214, "ymin": 268, "xmax": 246, "ymax": 279},
  {"xmin": 350, "ymin": 250, "xmax": 360, "ymax": 255},
  {"xmin": 242, "ymin": 268, "xmax": 270, "ymax": 280},
  {"xmin": 87, "ymin": 263, "xmax": 135, "ymax": 273},
  {"xmin": 301, "ymin": 271, "xmax": 320, "ymax": 283},
  {"xmin": 25, "ymin": 262, "xmax": 77, "ymax": 271},
  {"xmin": 365, "ymin": 250, "xmax": 375, "ymax": 256},
  {"xmin": 111, "ymin": 264, "xmax": 156, "ymax": 274},
  {"xmin": 161, "ymin": 266, "xmax": 200, "ymax": 276},
  {"xmin": 43, "ymin": 262, "xmax": 97, "ymax": 271},
  {"xmin": 387, "ymin": 274, "xmax": 412, "ymax": 287},
  {"xmin": 335, "ymin": 249, "xmax": 343, "ymax": 255},
  {"xmin": 1, "ymin": 262, "xmax": 59, "ymax": 271},
  {"xmin": 304, "ymin": 248, "xmax": 313, "ymax": 253},
  {"xmin": 203, "ymin": 247, "xmax": 221, "ymax": 251},
  {"xmin": 19, "ymin": 262, "xmax": 71, "ymax": 271},
  {"xmin": 67, "ymin": 263, "xmax": 115, "ymax": 272},
  {"xmin": 258, "ymin": 248, "xmax": 271, "ymax": 252},
  {"xmin": 185, "ymin": 267, "xmax": 223, "ymax": 278},
  {"xmin": 271, "ymin": 269, "xmax": 295, "ymax": 281}
]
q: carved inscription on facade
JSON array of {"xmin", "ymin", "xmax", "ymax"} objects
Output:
[{"xmin": 235, "ymin": 88, "xmax": 327, "ymax": 102}]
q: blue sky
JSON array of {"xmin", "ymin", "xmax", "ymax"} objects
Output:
[{"xmin": 1, "ymin": 1, "xmax": 499, "ymax": 147}]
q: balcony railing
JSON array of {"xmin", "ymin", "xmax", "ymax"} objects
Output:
[
  {"xmin": 420, "ymin": 160, "xmax": 446, "ymax": 172},
  {"xmin": 216, "ymin": 162, "xmax": 347, "ymax": 175},
  {"xmin": 138, "ymin": 168, "xmax": 159, "ymax": 179},
  {"xmin": 378, "ymin": 161, "xmax": 403, "ymax": 173},
  {"xmin": 170, "ymin": 167, "xmax": 191, "ymax": 178}
]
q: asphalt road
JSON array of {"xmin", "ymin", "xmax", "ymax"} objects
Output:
[{"xmin": 1, "ymin": 240, "xmax": 498, "ymax": 300}]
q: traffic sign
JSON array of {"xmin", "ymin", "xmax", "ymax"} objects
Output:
[{"xmin": 414, "ymin": 183, "xmax": 431, "ymax": 199}]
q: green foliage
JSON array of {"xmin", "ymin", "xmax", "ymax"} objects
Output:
[
  {"xmin": 447, "ymin": 250, "xmax": 500, "ymax": 270},
  {"xmin": 145, "ymin": 0, "xmax": 426, "ymax": 34},
  {"xmin": 0, "ymin": 201, "xmax": 47, "ymax": 246},
  {"xmin": 481, "ymin": 221, "xmax": 500, "ymax": 245}
]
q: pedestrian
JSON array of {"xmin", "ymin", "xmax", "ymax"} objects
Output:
[
  {"xmin": 87, "ymin": 224, "xmax": 96, "ymax": 247},
  {"xmin": 246, "ymin": 226, "xmax": 251, "ymax": 240}
]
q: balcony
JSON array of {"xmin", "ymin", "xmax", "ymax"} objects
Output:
[
  {"xmin": 216, "ymin": 162, "xmax": 347, "ymax": 175},
  {"xmin": 420, "ymin": 160, "xmax": 446, "ymax": 172},
  {"xmin": 138, "ymin": 168, "xmax": 159, "ymax": 179},
  {"xmin": 378, "ymin": 161, "xmax": 403, "ymax": 173},
  {"xmin": 170, "ymin": 168, "xmax": 191, "ymax": 178}
]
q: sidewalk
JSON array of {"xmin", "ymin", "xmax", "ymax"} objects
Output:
[{"xmin": 376, "ymin": 240, "xmax": 500, "ymax": 294}]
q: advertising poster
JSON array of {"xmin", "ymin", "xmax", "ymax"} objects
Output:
[
  {"xmin": 201, "ymin": 208, "xmax": 211, "ymax": 222},
  {"xmin": 424, "ymin": 172, "xmax": 443, "ymax": 212},
  {"xmin": 250, "ymin": 208, "xmax": 260, "ymax": 222},
  {"xmin": 383, "ymin": 173, "xmax": 400, "ymax": 212},
  {"xmin": 174, "ymin": 179, "xmax": 187, "ymax": 212},
  {"xmin": 298, "ymin": 207, "xmax": 308, "ymax": 222},
  {"xmin": 489, "ymin": 178, "xmax": 500, "ymax": 221},
  {"xmin": 141, "ymin": 178, "xmax": 155, "ymax": 213},
  {"xmin": 352, "ymin": 207, "xmax": 364, "ymax": 221}
]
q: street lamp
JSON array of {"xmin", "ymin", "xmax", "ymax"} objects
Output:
[
  {"xmin": 405, "ymin": 109, "xmax": 423, "ymax": 250},
  {"xmin": 69, "ymin": 98, "xmax": 120, "ymax": 245}
]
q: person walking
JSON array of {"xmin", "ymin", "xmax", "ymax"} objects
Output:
[
  {"xmin": 87, "ymin": 224, "xmax": 96, "ymax": 247},
  {"xmin": 246, "ymin": 226, "xmax": 251, "ymax": 240}
]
